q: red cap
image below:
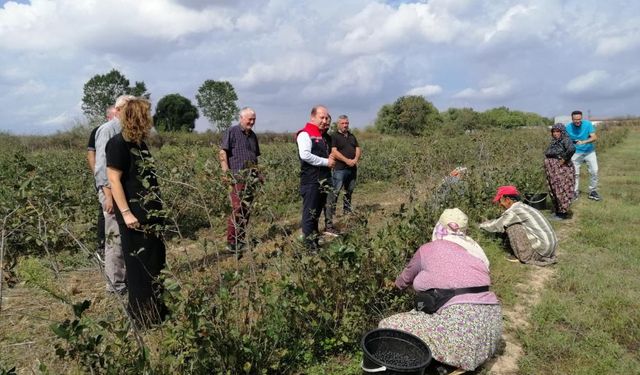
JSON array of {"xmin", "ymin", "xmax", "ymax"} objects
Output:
[{"xmin": 493, "ymin": 185, "xmax": 520, "ymax": 203}]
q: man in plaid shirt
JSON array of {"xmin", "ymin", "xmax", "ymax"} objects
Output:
[{"xmin": 219, "ymin": 107, "xmax": 262, "ymax": 253}]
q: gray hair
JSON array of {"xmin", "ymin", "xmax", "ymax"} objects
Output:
[
  {"xmin": 338, "ymin": 115, "xmax": 349, "ymax": 121},
  {"xmin": 239, "ymin": 107, "xmax": 256, "ymax": 118},
  {"xmin": 115, "ymin": 95, "xmax": 136, "ymax": 109}
]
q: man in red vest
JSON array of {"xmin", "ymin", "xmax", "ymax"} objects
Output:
[{"xmin": 296, "ymin": 105, "xmax": 335, "ymax": 252}]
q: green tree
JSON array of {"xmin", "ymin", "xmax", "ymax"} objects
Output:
[
  {"xmin": 478, "ymin": 107, "xmax": 550, "ymax": 129},
  {"xmin": 81, "ymin": 69, "xmax": 149, "ymax": 122},
  {"xmin": 195, "ymin": 80, "xmax": 239, "ymax": 132},
  {"xmin": 374, "ymin": 95, "xmax": 442, "ymax": 135},
  {"xmin": 153, "ymin": 94, "xmax": 199, "ymax": 132},
  {"xmin": 443, "ymin": 107, "xmax": 481, "ymax": 132}
]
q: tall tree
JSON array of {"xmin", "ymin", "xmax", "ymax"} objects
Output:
[
  {"xmin": 195, "ymin": 80, "xmax": 239, "ymax": 132},
  {"xmin": 375, "ymin": 95, "xmax": 442, "ymax": 135},
  {"xmin": 82, "ymin": 69, "xmax": 149, "ymax": 122},
  {"xmin": 153, "ymin": 94, "xmax": 199, "ymax": 132}
]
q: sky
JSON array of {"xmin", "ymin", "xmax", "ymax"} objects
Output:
[{"xmin": 1, "ymin": 0, "xmax": 639, "ymax": 134}]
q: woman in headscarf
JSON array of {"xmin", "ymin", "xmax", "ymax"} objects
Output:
[
  {"xmin": 379, "ymin": 208, "xmax": 502, "ymax": 372},
  {"xmin": 106, "ymin": 98, "xmax": 166, "ymax": 328},
  {"xmin": 544, "ymin": 123, "xmax": 576, "ymax": 220}
]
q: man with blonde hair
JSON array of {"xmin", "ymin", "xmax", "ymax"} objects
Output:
[{"xmin": 93, "ymin": 95, "xmax": 134, "ymax": 293}]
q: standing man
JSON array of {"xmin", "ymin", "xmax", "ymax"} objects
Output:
[
  {"xmin": 87, "ymin": 106, "xmax": 117, "ymax": 261},
  {"xmin": 94, "ymin": 95, "xmax": 134, "ymax": 294},
  {"xmin": 320, "ymin": 114, "xmax": 334, "ymax": 236},
  {"xmin": 565, "ymin": 110, "xmax": 600, "ymax": 201},
  {"xmin": 479, "ymin": 185, "xmax": 557, "ymax": 266},
  {"xmin": 219, "ymin": 107, "xmax": 261, "ymax": 253},
  {"xmin": 297, "ymin": 105, "xmax": 335, "ymax": 251},
  {"xmin": 325, "ymin": 115, "xmax": 361, "ymax": 235}
]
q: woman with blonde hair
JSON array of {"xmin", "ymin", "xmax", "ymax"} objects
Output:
[{"xmin": 106, "ymin": 98, "xmax": 166, "ymax": 327}]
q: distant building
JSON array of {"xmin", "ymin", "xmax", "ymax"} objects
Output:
[{"xmin": 553, "ymin": 115, "xmax": 571, "ymax": 125}]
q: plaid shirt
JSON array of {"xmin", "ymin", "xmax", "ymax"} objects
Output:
[
  {"xmin": 480, "ymin": 202, "xmax": 557, "ymax": 257},
  {"xmin": 220, "ymin": 125, "xmax": 260, "ymax": 174}
]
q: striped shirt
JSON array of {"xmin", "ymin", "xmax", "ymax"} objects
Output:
[{"xmin": 479, "ymin": 202, "xmax": 557, "ymax": 257}]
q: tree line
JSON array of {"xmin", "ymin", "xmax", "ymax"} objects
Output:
[
  {"xmin": 375, "ymin": 95, "xmax": 552, "ymax": 135},
  {"xmin": 82, "ymin": 69, "xmax": 551, "ymax": 134},
  {"xmin": 81, "ymin": 69, "xmax": 239, "ymax": 132}
]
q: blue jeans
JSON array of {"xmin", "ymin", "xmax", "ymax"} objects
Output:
[
  {"xmin": 571, "ymin": 151, "xmax": 598, "ymax": 194},
  {"xmin": 325, "ymin": 168, "xmax": 357, "ymax": 228}
]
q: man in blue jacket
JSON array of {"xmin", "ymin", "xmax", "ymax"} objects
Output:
[{"xmin": 565, "ymin": 110, "xmax": 600, "ymax": 201}]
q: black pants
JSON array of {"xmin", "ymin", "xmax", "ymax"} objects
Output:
[
  {"xmin": 300, "ymin": 183, "xmax": 327, "ymax": 247},
  {"xmin": 119, "ymin": 225, "xmax": 167, "ymax": 327}
]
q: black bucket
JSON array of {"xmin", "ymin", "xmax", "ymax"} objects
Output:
[
  {"xmin": 361, "ymin": 328, "xmax": 432, "ymax": 374},
  {"xmin": 524, "ymin": 192, "xmax": 547, "ymax": 210}
]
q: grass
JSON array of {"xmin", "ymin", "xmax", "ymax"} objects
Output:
[{"xmin": 518, "ymin": 129, "xmax": 640, "ymax": 374}]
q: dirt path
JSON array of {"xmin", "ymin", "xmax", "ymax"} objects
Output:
[{"xmin": 484, "ymin": 203, "xmax": 579, "ymax": 374}]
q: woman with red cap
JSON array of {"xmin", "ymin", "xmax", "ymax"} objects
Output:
[{"xmin": 480, "ymin": 186, "xmax": 557, "ymax": 266}]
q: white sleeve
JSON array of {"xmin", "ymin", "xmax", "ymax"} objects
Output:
[{"xmin": 296, "ymin": 132, "xmax": 328, "ymax": 167}]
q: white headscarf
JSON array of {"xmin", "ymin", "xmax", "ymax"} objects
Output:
[{"xmin": 432, "ymin": 208, "xmax": 490, "ymax": 268}]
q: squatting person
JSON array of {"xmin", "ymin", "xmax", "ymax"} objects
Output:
[
  {"xmin": 379, "ymin": 208, "xmax": 502, "ymax": 372},
  {"xmin": 480, "ymin": 185, "xmax": 557, "ymax": 266}
]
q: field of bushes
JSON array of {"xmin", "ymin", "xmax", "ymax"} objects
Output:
[{"xmin": 0, "ymin": 124, "xmax": 629, "ymax": 374}]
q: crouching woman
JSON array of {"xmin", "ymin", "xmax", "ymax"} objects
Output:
[{"xmin": 379, "ymin": 208, "xmax": 502, "ymax": 372}]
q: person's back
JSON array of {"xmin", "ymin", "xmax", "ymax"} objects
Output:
[
  {"xmin": 508, "ymin": 202, "xmax": 557, "ymax": 257},
  {"xmin": 396, "ymin": 240, "xmax": 498, "ymax": 309}
]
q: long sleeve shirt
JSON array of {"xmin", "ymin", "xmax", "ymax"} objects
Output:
[
  {"xmin": 296, "ymin": 132, "xmax": 329, "ymax": 167},
  {"xmin": 93, "ymin": 118, "xmax": 122, "ymax": 190},
  {"xmin": 395, "ymin": 239, "xmax": 499, "ymax": 311},
  {"xmin": 479, "ymin": 202, "xmax": 557, "ymax": 257}
]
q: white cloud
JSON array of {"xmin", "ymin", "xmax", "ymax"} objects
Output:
[
  {"xmin": 482, "ymin": 4, "xmax": 533, "ymax": 43},
  {"xmin": 0, "ymin": 0, "xmax": 234, "ymax": 52},
  {"xmin": 1, "ymin": 1, "xmax": 640, "ymax": 134},
  {"xmin": 453, "ymin": 76, "xmax": 514, "ymax": 100},
  {"xmin": 13, "ymin": 79, "xmax": 46, "ymax": 96},
  {"xmin": 302, "ymin": 55, "xmax": 397, "ymax": 98},
  {"xmin": 233, "ymin": 53, "xmax": 327, "ymax": 88},
  {"xmin": 565, "ymin": 70, "xmax": 610, "ymax": 94},
  {"xmin": 564, "ymin": 70, "xmax": 640, "ymax": 99},
  {"xmin": 329, "ymin": 2, "xmax": 467, "ymax": 55},
  {"xmin": 595, "ymin": 34, "xmax": 640, "ymax": 56},
  {"xmin": 406, "ymin": 84, "xmax": 442, "ymax": 97}
]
